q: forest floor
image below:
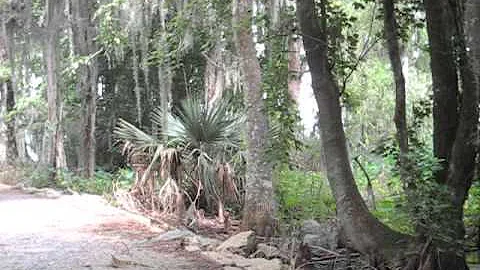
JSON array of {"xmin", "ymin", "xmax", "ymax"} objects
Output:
[{"xmin": 0, "ymin": 183, "xmax": 220, "ymax": 270}]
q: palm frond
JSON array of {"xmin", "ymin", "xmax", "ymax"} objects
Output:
[
  {"xmin": 113, "ymin": 118, "xmax": 161, "ymax": 152},
  {"xmin": 116, "ymin": 96, "xmax": 245, "ymax": 214}
]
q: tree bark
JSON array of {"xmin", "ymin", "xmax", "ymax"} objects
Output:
[
  {"xmin": 71, "ymin": 0, "xmax": 98, "ymax": 178},
  {"xmin": 204, "ymin": 42, "xmax": 225, "ymax": 106},
  {"xmin": 296, "ymin": 0, "xmax": 410, "ymax": 264},
  {"xmin": 4, "ymin": 79, "xmax": 17, "ymax": 163},
  {"xmin": 383, "ymin": 0, "xmax": 408, "ymax": 172},
  {"xmin": 420, "ymin": 1, "xmax": 479, "ymax": 268},
  {"xmin": 288, "ymin": 36, "xmax": 302, "ymax": 104},
  {"xmin": 438, "ymin": 1, "xmax": 479, "ymax": 268},
  {"xmin": 140, "ymin": 2, "xmax": 151, "ymax": 112},
  {"xmin": 45, "ymin": 0, "xmax": 67, "ymax": 180},
  {"xmin": 233, "ymin": 0, "xmax": 275, "ymax": 236},
  {"xmin": 157, "ymin": 1, "xmax": 172, "ymax": 143},
  {"xmin": 132, "ymin": 37, "xmax": 142, "ymax": 127},
  {"xmin": 1, "ymin": 18, "xmax": 18, "ymax": 163},
  {"xmin": 424, "ymin": 0, "xmax": 459, "ymax": 185}
]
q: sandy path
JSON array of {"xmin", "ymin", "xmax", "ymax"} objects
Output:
[{"xmin": 0, "ymin": 184, "xmax": 218, "ymax": 270}]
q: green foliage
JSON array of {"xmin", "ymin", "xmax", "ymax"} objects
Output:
[
  {"xmin": 275, "ymin": 168, "xmax": 335, "ymax": 224},
  {"xmin": 381, "ymin": 146, "xmax": 459, "ymax": 239},
  {"xmin": 26, "ymin": 166, "xmax": 53, "ymax": 189},
  {"xmin": 351, "ymin": 155, "xmax": 413, "ymax": 233},
  {"xmin": 385, "ymin": 0, "xmax": 425, "ymax": 42},
  {"xmin": 259, "ymin": 7, "xmax": 302, "ymax": 167},
  {"xmin": 25, "ymin": 165, "xmax": 134, "ymax": 195},
  {"xmin": 0, "ymin": 64, "xmax": 9, "ymax": 81},
  {"xmin": 95, "ymin": 0, "xmax": 128, "ymax": 61},
  {"xmin": 373, "ymin": 196, "xmax": 413, "ymax": 234},
  {"xmin": 115, "ymin": 97, "xmax": 243, "ymax": 212},
  {"xmin": 321, "ymin": 1, "xmax": 362, "ymax": 81},
  {"xmin": 465, "ymin": 182, "xmax": 480, "ymax": 227},
  {"xmin": 3, "ymin": 93, "xmax": 47, "ymax": 125},
  {"xmin": 263, "ymin": 48, "xmax": 302, "ymax": 166},
  {"xmin": 57, "ymin": 168, "xmax": 134, "ymax": 195},
  {"xmin": 162, "ymin": 97, "xmax": 244, "ymax": 201}
]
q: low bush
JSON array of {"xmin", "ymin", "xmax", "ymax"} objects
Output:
[
  {"xmin": 275, "ymin": 168, "xmax": 336, "ymax": 224},
  {"xmin": 23, "ymin": 165, "xmax": 135, "ymax": 196}
]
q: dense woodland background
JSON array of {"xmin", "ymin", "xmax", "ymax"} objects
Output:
[{"xmin": 0, "ymin": 0, "xmax": 479, "ymax": 269}]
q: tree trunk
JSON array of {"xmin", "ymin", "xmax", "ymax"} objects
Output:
[
  {"xmin": 157, "ymin": 1, "xmax": 172, "ymax": 143},
  {"xmin": 383, "ymin": 0, "xmax": 408, "ymax": 173},
  {"xmin": 132, "ymin": 37, "xmax": 143, "ymax": 127},
  {"xmin": 296, "ymin": 0, "xmax": 410, "ymax": 264},
  {"xmin": 140, "ymin": 2, "xmax": 151, "ymax": 111},
  {"xmin": 204, "ymin": 42, "xmax": 225, "ymax": 106},
  {"xmin": 71, "ymin": 0, "xmax": 98, "ymax": 178},
  {"xmin": 436, "ymin": 1, "xmax": 479, "ymax": 268},
  {"xmin": 4, "ymin": 79, "xmax": 17, "ymax": 163},
  {"xmin": 233, "ymin": 0, "xmax": 275, "ymax": 236},
  {"xmin": 45, "ymin": 0, "xmax": 67, "ymax": 180},
  {"xmin": 1, "ymin": 19, "xmax": 18, "ymax": 163},
  {"xmin": 420, "ymin": 1, "xmax": 479, "ymax": 268},
  {"xmin": 288, "ymin": 36, "xmax": 302, "ymax": 104},
  {"xmin": 466, "ymin": 1, "xmax": 480, "ymax": 71},
  {"xmin": 424, "ymin": 0, "xmax": 459, "ymax": 185}
]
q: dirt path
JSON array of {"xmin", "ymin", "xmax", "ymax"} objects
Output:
[{"xmin": 0, "ymin": 184, "xmax": 219, "ymax": 270}]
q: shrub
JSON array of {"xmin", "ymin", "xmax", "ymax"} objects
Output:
[
  {"xmin": 373, "ymin": 196, "xmax": 413, "ymax": 234},
  {"xmin": 23, "ymin": 165, "xmax": 135, "ymax": 196},
  {"xmin": 275, "ymin": 168, "xmax": 335, "ymax": 224}
]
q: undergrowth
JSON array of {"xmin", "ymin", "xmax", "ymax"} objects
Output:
[
  {"xmin": 23, "ymin": 165, "xmax": 134, "ymax": 196},
  {"xmin": 275, "ymin": 168, "xmax": 336, "ymax": 225}
]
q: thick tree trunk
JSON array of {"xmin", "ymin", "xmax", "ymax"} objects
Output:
[
  {"xmin": 383, "ymin": 0, "xmax": 408, "ymax": 170},
  {"xmin": 45, "ymin": 0, "xmax": 67, "ymax": 180},
  {"xmin": 296, "ymin": 0, "xmax": 410, "ymax": 264},
  {"xmin": 71, "ymin": 0, "xmax": 98, "ymax": 178},
  {"xmin": 437, "ymin": 1, "xmax": 479, "ymax": 269},
  {"xmin": 420, "ymin": 1, "xmax": 479, "ymax": 269},
  {"xmin": 45, "ymin": 34, "xmax": 58, "ymax": 172},
  {"xmin": 233, "ymin": 0, "xmax": 275, "ymax": 236},
  {"xmin": 424, "ymin": 0, "xmax": 459, "ymax": 185}
]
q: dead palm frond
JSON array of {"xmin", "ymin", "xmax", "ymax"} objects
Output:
[
  {"xmin": 158, "ymin": 177, "xmax": 182, "ymax": 213},
  {"xmin": 152, "ymin": 97, "xmax": 243, "ymax": 208},
  {"xmin": 114, "ymin": 96, "xmax": 243, "ymax": 215},
  {"xmin": 216, "ymin": 162, "xmax": 239, "ymax": 203}
]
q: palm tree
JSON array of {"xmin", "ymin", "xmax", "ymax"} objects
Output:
[{"xmin": 114, "ymin": 97, "xmax": 243, "ymax": 220}]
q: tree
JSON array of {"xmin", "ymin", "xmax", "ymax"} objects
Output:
[
  {"xmin": 296, "ymin": 1, "xmax": 409, "ymax": 264},
  {"xmin": 298, "ymin": 0, "xmax": 479, "ymax": 268},
  {"xmin": 71, "ymin": 0, "xmax": 98, "ymax": 178},
  {"xmin": 466, "ymin": 0, "xmax": 480, "ymax": 82},
  {"xmin": 45, "ymin": 0, "xmax": 67, "ymax": 179},
  {"xmin": 233, "ymin": 0, "xmax": 275, "ymax": 236},
  {"xmin": 1, "ymin": 12, "xmax": 18, "ymax": 163},
  {"xmin": 423, "ymin": 0, "xmax": 459, "ymax": 185},
  {"xmin": 382, "ymin": 0, "xmax": 408, "ymax": 177},
  {"xmin": 423, "ymin": 0, "xmax": 479, "ymax": 268}
]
